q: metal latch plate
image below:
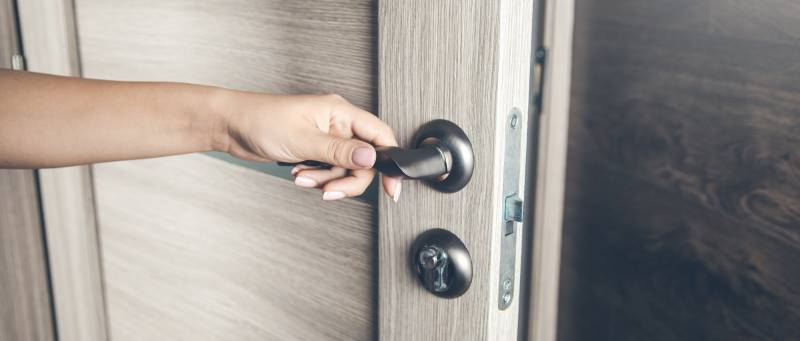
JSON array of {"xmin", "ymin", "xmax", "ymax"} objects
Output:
[{"xmin": 498, "ymin": 108, "xmax": 524, "ymax": 310}]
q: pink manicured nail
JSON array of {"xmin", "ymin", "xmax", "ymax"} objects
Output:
[
  {"xmin": 393, "ymin": 181, "xmax": 402, "ymax": 203},
  {"xmin": 352, "ymin": 146, "xmax": 376, "ymax": 168},
  {"xmin": 322, "ymin": 191, "xmax": 346, "ymax": 201},
  {"xmin": 294, "ymin": 176, "xmax": 317, "ymax": 188}
]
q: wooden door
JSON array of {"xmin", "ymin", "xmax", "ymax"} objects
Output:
[{"xmin": 15, "ymin": 0, "xmax": 574, "ymax": 340}]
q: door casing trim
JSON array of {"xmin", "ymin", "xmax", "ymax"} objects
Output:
[{"xmin": 17, "ymin": 1, "xmax": 110, "ymax": 340}]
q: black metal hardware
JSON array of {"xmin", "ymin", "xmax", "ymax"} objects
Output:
[
  {"xmin": 411, "ymin": 228, "xmax": 472, "ymax": 298},
  {"xmin": 277, "ymin": 160, "xmax": 333, "ymax": 169},
  {"xmin": 375, "ymin": 119, "xmax": 474, "ymax": 193}
]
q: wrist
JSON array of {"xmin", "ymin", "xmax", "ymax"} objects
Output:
[{"xmin": 202, "ymin": 86, "xmax": 235, "ymax": 153}]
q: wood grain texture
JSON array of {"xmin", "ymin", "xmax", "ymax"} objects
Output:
[
  {"xmin": 0, "ymin": 3, "xmax": 55, "ymax": 341},
  {"xmin": 526, "ymin": 0, "xmax": 574, "ymax": 340},
  {"xmin": 92, "ymin": 154, "xmax": 375, "ymax": 341},
  {"xmin": 0, "ymin": 169, "xmax": 55, "ymax": 341},
  {"xmin": 72, "ymin": 1, "xmax": 381, "ymax": 339},
  {"xmin": 74, "ymin": 0, "xmax": 377, "ymax": 111},
  {"xmin": 71, "ymin": 1, "xmax": 383, "ymax": 339},
  {"xmin": 17, "ymin": 2, "xmax": 110, "ymax": 341},
  {"xmin": 378, "ymin": 1, "xmax": 533, "ymax": 340},
  {"xmin": 0, "ymin": 0, "xmax": 17, "ymax": 67},
  {"xmin": 559, "ymin": 0, "xmax": 800, "ymax": 340}
]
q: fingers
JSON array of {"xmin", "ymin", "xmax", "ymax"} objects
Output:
[
  {"xmin": 290, "ymin": 164, "xmax": 314, "ymax": 176},
  {"xmin": 293, "ymin": 167, "xmax": 348, "ymax": 188},
  {"xmin": 293, "ymin": 132, "xmax": 376, "ymax": 170},
  {"xmin": 382, "ymin": 176, "xmax": 402, "ymax": 203},
  {"xmin": 293, "ymin": 166, "xmax": 402, "ymax": 202},
  {"xmin": 289, "ymin": 94, "xmax": 403, "ymax": 201},
  {"xmin": 346, "ymin": 106, "xmax": 399, "ymax": 148},
  {"xmin": 321, "ymin": 169, "xmax": 375, "ymax": 200}
]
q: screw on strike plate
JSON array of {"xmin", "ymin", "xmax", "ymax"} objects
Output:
[
  {"xmin": 502, "ymin": 278, "xmax": 512, "ymax": 291},
  {"xmin": 501, "ymin": 278, "xmax": 513, "ymax": 305}
]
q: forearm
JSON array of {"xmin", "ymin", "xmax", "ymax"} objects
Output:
[{"xmin": 0, "ymin": 69, "xmax": 228, "ymax": 168}]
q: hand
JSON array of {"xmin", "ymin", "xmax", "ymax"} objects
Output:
[{"xmin": 217, "ymin": 92, "xmax": 401, "ymax": 201}]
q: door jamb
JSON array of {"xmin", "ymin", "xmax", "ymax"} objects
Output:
[
  {"xmin": 17, "ymin": 1, "xmax": 109, "ymax": 341},
  {"xmin": 526, "ymin": 0, "xmax": 575, "ymax": 340}
]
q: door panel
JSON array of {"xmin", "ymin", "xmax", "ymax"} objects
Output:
[
  {"xmin": 93, "ymin": 155, "xmax": 374, "ymax": 340},
  {"xmin": 74, "ymin": 0, "xmax": 376, "ymax": 111},
  {"xmin": 74, "ymin": 0, "xmax": 377, "ymax": 176},
  {"xmin": 72, "ymin": 0, "xmax": 379, "ymax": 339}
]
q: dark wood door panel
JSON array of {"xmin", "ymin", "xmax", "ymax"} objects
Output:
[{"xmin": 560, "ymin": 0, "xmax": 800, "ymax": 340}]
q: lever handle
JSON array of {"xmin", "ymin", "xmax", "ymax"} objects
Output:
[
  {"xmin": 374, "ymin": 144, "xmax": 449, "ymax": 180},
  {"xmin": 279, "ymin": 119, "xmax": 473, "ymax": 193},
  {"xmin": 375, "ymin": 119, "xmax": 474, "ymax": 192}
]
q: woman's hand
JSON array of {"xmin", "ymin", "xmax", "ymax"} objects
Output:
[{"xmin": 216, "ymin": 92, "xmax": 401, "ymax": 201}]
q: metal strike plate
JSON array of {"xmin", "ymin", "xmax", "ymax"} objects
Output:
[{"xmin": 498, "ymin": 108, "xmax": 524, "ymax": 310}]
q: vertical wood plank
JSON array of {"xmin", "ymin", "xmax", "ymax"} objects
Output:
[
  {"xmin": 17, "ymin": 1, "xmax": 109, "ymax": 340},
  {"xmin": 0, "ymin": 0, "xmax": 18, "ymax": 63},
  {"xmin": 0, "ymin": 170, "xmax": 56, "ymax": 341},
  {"xmin": 378, "ymin": 1, "xmax": 534, "ymax": 339},
  {"xmin": 527, "ymin": 1, "xmax": 575, "ymax": 340},
  {"xmin": 0, "ymin": 2, "xmax": 56, "ymax": 340}
]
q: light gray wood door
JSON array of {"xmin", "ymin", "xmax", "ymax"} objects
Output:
[{"xmin": 17, "ymin": 0, "xmax": 574, "ymax": 340}]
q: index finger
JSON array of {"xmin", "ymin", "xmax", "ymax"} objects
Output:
[{"xmin": 345, "ymin": 105, "xmax": 399, "ymax": 148}]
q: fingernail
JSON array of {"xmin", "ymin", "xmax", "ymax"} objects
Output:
[
  {"xmin": 291, "ymin": 166, "xmax": 301, "ymax": 176},
  {"xmin": 323, "ymin": 191, "xmax": 346, "ymax": 201},
  {"xmin": 294, "ymin": 176, "xmax": 317, "ymax": 188},
  {"xmin": 352, "ymin": 146, "xmax": 376, "ymax": 168},
  {"xmin": 393, "ymin": 181, "xmax": 402, "ymax": 203}
]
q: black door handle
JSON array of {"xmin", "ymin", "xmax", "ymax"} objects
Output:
[
  {"xmin": 280, "ymin": 119, "xmax": 474, "ymax": 193},
  {"xmin": 375, "ymin": 119, "xmax": 473, "ymax": 193},
  {"xmin": 373, "ymin": 144, "xmax": 448, "ymax": 179}
]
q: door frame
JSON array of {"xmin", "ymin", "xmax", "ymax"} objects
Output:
[
  {"xmin": 18, "ymin": 0, "xmax": 574, "ymax": 340},
  {"xmin": 0, "ymin": 1, "xmax": 56, "ymax": 339},
  {"xmin": 526, "ymin": 0, "xmax": 574, "ymax": 340},
  {"xmin": 17, "ymin": 1, "xmax": 108, "ymax": 341}
]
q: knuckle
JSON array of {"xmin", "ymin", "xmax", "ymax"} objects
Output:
[{"xmin": 326, "ymin": 138, "xmax": 350, "ymax": 164}]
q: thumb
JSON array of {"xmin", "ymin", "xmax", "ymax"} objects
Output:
[{"xmin": 297, "ymin": 132, "xmax": 376, "ymax": 169}]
